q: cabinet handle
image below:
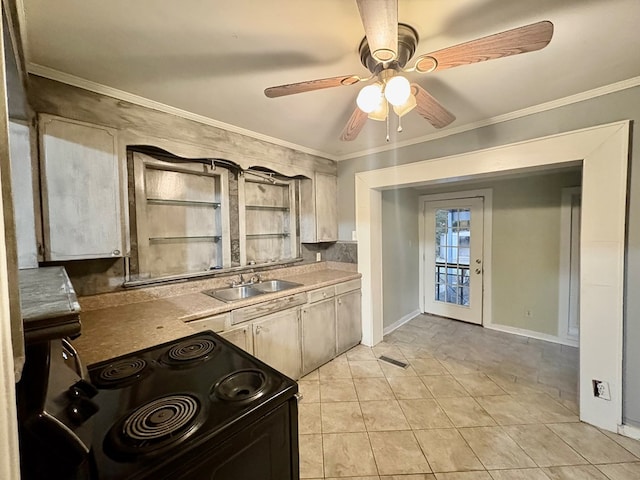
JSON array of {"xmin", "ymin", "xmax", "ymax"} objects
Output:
[
  {"xmin": 338, "ymin": 298, "xmax": 342, "ymax": 305},
  {"xmin": 255, "ymin": 325, "xmax": 262, "ymax": 334},
  {"xmin": 322, "ymin": 292, "xmax": 327, "ymax": 298}
]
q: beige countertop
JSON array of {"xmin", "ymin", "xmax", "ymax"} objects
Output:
[{"xmin": 72, "ymin": 265, "xmax": 359, "ymax": 365}]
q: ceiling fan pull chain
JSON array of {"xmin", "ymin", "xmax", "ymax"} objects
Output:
[
  {"xmin": 386, "ymin": 113, "xmax": 390, "ymax": 142},
  {"xmin": 397, "ymin": 112, "xmax": 403, "ymax": 133}
]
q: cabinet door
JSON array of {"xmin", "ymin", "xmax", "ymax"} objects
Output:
[
  {"xmin": 252, "ymin": 308, "xmax": 301, "ymax": 379},
  {"xmin": 300, "ymin": 173, "xmax": 337, "ymax": 243},
  {"xmin": 301, "ymin": 298, "xmax": 336, "ymax": 374},
  {"xmin": 220, "ymin": 325, "xmax": 253, "ymax": 354},
  {"xmin": 315, "ymin": 173, "xmax": 338, "ymax": 242},
  {"xmin": 9, "ymin": 121, "xmax": 38, "ymax": 268},
  {"xmin": 336, "ymin": 290, "xmax": 362, "ymax": 354},
  {"xmin": 39, "ymin": 114, "xmax": 123, "ymax": 260}
]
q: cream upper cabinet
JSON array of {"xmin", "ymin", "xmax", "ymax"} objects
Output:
[
  {"xmin": 300, "ymin": 172, "xmax": 338, "ymax": 243},
  {"xmin": 39, "ymin": 114, "xmax": 124, "ymax": 260}
]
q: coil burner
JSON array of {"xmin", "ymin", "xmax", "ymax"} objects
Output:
[
  {"xmin": 106, "ymin": 394, "xmax": 203, "ymax": 458},
  {"xmin": 160, "ymin": 337, "xmax": 218, "ymax": 367},
  {"xmin": 93, "ymin": 358, "xmax": 149, "ymax": 388}
]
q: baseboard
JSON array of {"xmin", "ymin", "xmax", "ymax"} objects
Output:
[
  {"xmin": 484, "ymin": 323, "xmax": 579, "ymax": 348},
  {"xmin": 383, "ymin": 310, "xmax": 422, "ymax": 336},
  {"xmin": 618, "ymin": 423, "xmax": 640, "ymax": 440}
]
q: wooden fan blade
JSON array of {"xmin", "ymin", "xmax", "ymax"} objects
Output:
[
  {"xmin": 265, "ymin": 74, "xmax": 362, "ymax": 98},
  {"xmin": 411, "ymin": 84, "xmax": 455, "ymax": 129},
  {"xmin": 340, "ymin": 108, "xmax": 368, "ymax": 141},
  {"xmin": 415, "ymin": 20, "xmax": 554, "ymax": 73},
  {"xmin": 356, "ymin": 0, "xmax": 398, "ymax": 62}
]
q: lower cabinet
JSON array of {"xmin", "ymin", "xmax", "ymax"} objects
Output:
[
  {"xmin": 301, "ymin": 298, "xmax": 336, "ymax": 374},
  {"xmin": 220, "ymin": 324, "xmax": 253, "ymax": 354},
  {"xmin": 336, "ymin": 289, "xmax": 362, "ymax": 355},
  {"xmin": 213, "ymin": 278, "xmax": 361, "ymax": 380},
  {"xmin": 252, "ymin": 308, "xmax": 302, "ymax": 380}
]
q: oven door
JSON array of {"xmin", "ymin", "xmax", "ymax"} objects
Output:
[{"xmin": 17, "ymin": 340, "xmax": 98, "ymax": 479}]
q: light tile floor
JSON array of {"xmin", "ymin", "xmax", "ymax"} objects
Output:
[{"xmin": 298, "ymin": 314, "xmax": 640, "ymax": 480}]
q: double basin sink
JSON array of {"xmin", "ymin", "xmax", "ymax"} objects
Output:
[{"xmin": 203, "ymin": 279, "xmax": 303, "ymax": 303}]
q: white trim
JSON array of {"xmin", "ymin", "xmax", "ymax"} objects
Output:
[
  {"xmin": 485, "ymin": 323, "xmax": 579, "ymax": 348},
  {"xmin": 558, "ymin": 187, "xmax": 582, "ymax": 343},
  {"xmin": 26, "ymin": 62, "xmax": 640, "ymax": 164},
  {"xmin": 383, "ymin": 309, "xmax": 421, "ymax": 336},
  {"xmin": 617, "ymin": 423, "xmax": 640, "ymax": 440},
  {"xmin": 418, "ymin": 189, "xmax": 493, "ymax": 327},
  {"xmin": 355, "ymin": 121, "xmax": 629, "ymax": 433},
  {"xmin": 337, "ymin": 76, "xmax": 640, "ymax": 161},
  {"xmin": 27, "ymin": 63, "xmax": 334, "ymax": 161}
]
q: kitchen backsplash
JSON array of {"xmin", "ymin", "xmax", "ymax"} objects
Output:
[
  {"xmin": 301, "ymin": 241, "xmax": 357, "ymax": 264},
  {"xmin": 42, "ymin": 241, "xmax": 357, "ymax": 297}
]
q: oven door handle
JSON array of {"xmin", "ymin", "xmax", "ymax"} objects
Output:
[{"xmin": 62, "ymin": 338, "xmax": 86, "ymax": 380}]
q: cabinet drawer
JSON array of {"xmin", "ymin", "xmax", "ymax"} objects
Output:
[
  {"xmin": 186, "ymin": 313, "xmax": 229, "ymax": 333},
  {"xmin": 307, "ymin": 285, "xmax": 335, "ymax": 303},
  {"xmin": 335, "ymin": 279, "xmax": 361, "ymax": 295},
  {"xmin": 231, "ymin": 293, "xmax": 307, "ymax": 325}
]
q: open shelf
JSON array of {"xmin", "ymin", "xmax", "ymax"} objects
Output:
[
  {"xmin": 149, "ymin": 235, "xmax": 221, "ymax": 244},
  {"xmin": 246, "ymin": 233, "xmax": 290, "ymax": 239},
  {"xmin": 245, "ymin": 205, "xmax": 289, "ymax": 211},
  {"xmin": 147, "ymin": 198, "xmax": 220, "ymax": 208}
]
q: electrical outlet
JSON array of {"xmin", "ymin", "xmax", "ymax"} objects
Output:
[
  {"xmin": 316, "ymin": 252, "xmax": 322, "ymax": 262},
  {"xmin": 592, "ymin": 380, "xmax": 611, "ymax": 400},
  {"xmin": 524, "ymin": 308, "xmax": 534, "ymax": 318}
]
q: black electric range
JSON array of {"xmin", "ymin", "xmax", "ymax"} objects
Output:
[{"xmin": 18, "ymin": 331, "xmax": 300, "ymax": 480}]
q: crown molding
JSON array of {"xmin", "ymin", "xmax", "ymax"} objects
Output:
[
  {"xmin": 27, "ymin": 63, "xmax": 338, "ymax": 161},
  {"xmin": 27, "ymin": 63, "xmax": 640, "ymax": 164},
  {"xmin": 335, "ymin": 75, "xmax": 640, "ymax": 161}
]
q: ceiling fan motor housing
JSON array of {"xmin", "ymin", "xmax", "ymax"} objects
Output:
[{"xmin": 359, "ymin": 23, "xmax": 419, "ymax": 74}]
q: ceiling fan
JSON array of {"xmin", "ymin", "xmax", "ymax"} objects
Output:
[{"xmin": 264, "ymin": 0, "xmax": 554, "ymax": 142}]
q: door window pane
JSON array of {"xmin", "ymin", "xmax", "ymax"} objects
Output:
[{"xmin": 434, "ymin": 208, "xmax": 472, "ymax": 307}]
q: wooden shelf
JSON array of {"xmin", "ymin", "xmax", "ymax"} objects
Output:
[{"xmin": 147, "ymin": 198, "xmax": 220, "ymax": 208}]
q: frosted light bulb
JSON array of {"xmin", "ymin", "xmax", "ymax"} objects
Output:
[
  {"xmin": 356, "ymin": 83, "xmax": 383, "ymax": 113},
  {"xmin": 384, "ymin": 75, "xmax": 411, "ymax": 107}
]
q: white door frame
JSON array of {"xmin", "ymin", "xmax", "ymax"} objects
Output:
[
  {"xmin": 418, "ymin": 189, "xmax": 493, "ymax": 325},
  {"xmin": 558, "ymin": 186, "xmax": 582, "ymax": 346},
  {"xmin": 356, "ymin": 121, "xmax": 629, "ymax": 433}
]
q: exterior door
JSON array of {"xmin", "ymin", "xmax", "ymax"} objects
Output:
[{"xmin": 423, "ymin": 197, "xmax": 484, "ymax": 324}]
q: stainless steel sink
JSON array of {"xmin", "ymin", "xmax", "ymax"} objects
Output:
[
  {"xmin": 203, "ymin": 279, "xmax": 303, "ymax": 303},
  {"xmin": 252, "ymin": 279, "xmax": 303, "ymax": 293},
  {"xmin": 203, "ymin": 285, "xmax": 264, "ymax": 303}
]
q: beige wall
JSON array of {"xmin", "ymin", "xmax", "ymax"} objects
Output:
[
  {"xmin": 486, "ymin": 171, "xmax": 580, "ymax": 335},
  {"xmin": 386, "ymin": 170, "xmax": 582, "ymax": 336},
  {"xmin": 381, "ymin": 188, "xmax": 419, "ymax": 328}
]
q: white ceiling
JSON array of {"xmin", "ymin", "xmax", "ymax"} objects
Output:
[{"xmin": 21, "ymin": 0, "xmax": 640, "ymax": 160}]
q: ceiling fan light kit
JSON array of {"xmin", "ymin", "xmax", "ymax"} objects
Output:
[{"xmin": 264, "ymin": 0, "xmax": 554, "ymax": 142}]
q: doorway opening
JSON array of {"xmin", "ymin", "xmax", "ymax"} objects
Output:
[{"xmin": 356, "ymin": 121, "xmax": 629, "ymax": 432}]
